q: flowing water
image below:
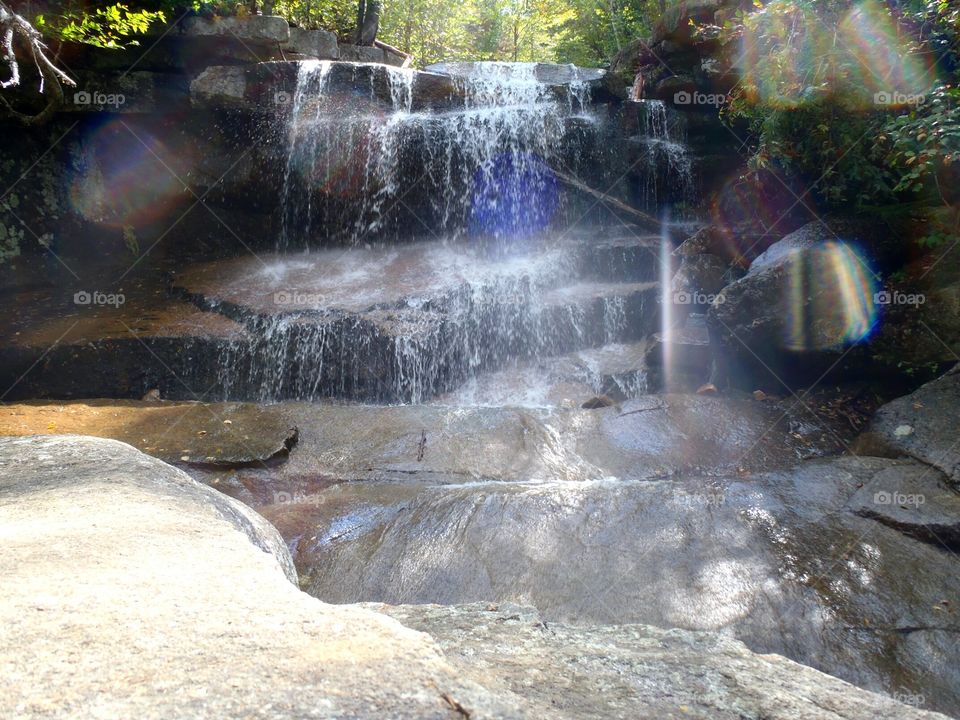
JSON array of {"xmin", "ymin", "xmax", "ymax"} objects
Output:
[
  {"xmin": 198, "ymin": 62, "xmax": 695, "ymax": 403},
  {"xmin": 279, "ymin": 61, "xmax": 599, "ymax": 248}
]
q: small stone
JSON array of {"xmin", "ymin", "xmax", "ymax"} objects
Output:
[{"xmin": 894, "ymin": 424, "xmax": 915, "ymax": 437}]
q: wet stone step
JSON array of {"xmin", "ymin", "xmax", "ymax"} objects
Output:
[{"xmin": 578, "ymin": 232, "xmax": 661, "ymax": 282}]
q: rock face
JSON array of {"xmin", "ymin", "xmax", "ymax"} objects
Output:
[
  {"xmin": 298, "ymin": 455, "xmax": 960, "ymax": 716},
  {"xmin": 0, "ymin": 435, "xmax": 948, "ymax": 720},
  {"xmin": 0, "ymin": 435, "xmax": 518, "ymax": 719},
  {"xmin": 284, "ymin": 27, "xmax": 339, "ymax": 59},
  {"xmin": 856, "ymin": 367, "xmax": 960, "ymax": 487}
]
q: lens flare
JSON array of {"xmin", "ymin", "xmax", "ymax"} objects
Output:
[
  {"xmin": 739, "ymin": 0, "xmax": 935, "ymax": 109},
  {"xmin": 840, "ymin": 0, "xmax": 936, "ymax": 102},
  {"xmin": 468, "ymin": 152, "xmax": 558, "ymax": 240},
  {"xmin": 783, "ymin": 241, "xmax": 878, "ymax": 351},
  {"xmin": 68, "ymin": 118, "xmax": 190, "ymax": 228}
]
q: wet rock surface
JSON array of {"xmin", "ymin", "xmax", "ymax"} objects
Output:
[
  {"xmin": 0, "ymin": 435, "xmax": 949, "ymax": 720},
  {"xmin": 856, "ymin": 367, "xmax": 960, "ymax": 487},
  {"xmin": 299, "ymin": 455, "xmax": 960, "ymax": 716},
  {"xmin": 0, "ymin": 401, "xmax": 298, "ymax": 467}
]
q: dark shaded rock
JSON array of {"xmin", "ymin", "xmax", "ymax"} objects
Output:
[
  {"xmin": 706, "ymin": 218, "xmax": 915, "ymax": 391},
  {"xmin": 847, "ymin": 461, "xmax": 960, "ymax": 548},
  {"xmin": 672, "ymin": 252, "xmax": 728, "ymax": 299},
  {"xmin": 339, "ymin": 44, "xmax": 386, "ymax": 63},
  {"xmin": 855, "ymin": 367, "xmax": 960, "ymax": 487}
]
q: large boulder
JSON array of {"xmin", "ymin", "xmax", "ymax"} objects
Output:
[
  {"xmin": 0, "ymin": 435, "xmax": 949, "ymax": 719},
  {"xmin": 283, "ymin": 27, "xmax": 339, "ymax": 59},
  {"xmin": 0, "ymin": 435, "xmax": 517, "ymax": 719},
  {"xmin": 377, "ymin": 602, "xmax": 946, "ymax": 720},
  {"xmin": 707, "ymin": 218, "xmax": 913, "ymax": 390}
]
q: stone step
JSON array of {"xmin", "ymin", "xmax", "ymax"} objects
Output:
[
  {"xmin": 0, "ymin": 295, "xmax": 248, "ymax": 401},
  {"xmin": 3, "ymin": 239, "xmax": 662, "ymax": 404},
  {"xmin": 577, "ymin": 232, "xmax": 661, "ymax": 282}
]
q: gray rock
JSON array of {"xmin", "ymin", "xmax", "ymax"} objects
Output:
[
  {"xmin": 0, "ymin": 435, "xmax": 948, "ymax": 720},
  {"xmin": 672, "ymin": 252, "xmax": 728, "ymax": 301},
  {"xmin": 0, "ymin": 435, "xmax": 519, "ymax": 719},
  {"xmin": 847, "ymin": 461, "xmax": 960, "ymax": 546},
  {"xmin": 856, "ymin": 367, "xmax": 960, "ymax": 487},
  {"xmin": 283, "ymin": 27, "xmax": 339, "ymax": 59},
  {"xmin": 706, "ymin": 218, "xmax": 910, "ymax": 390},
  {"xmin": 299, "ymin": 455, "xmax": 960, "ymax": 716},
  {"xmin": 375, "ymin": 602, "xmax": 948, "ymax": 720},
  {"xmin": 339, "ymin": 44, "xmax": 386, "ymax": 63},
  {"xmin": 190, "ymin": 65, "xmax": 247, "ymax": 106},
  {"xmin": 180, "ymin": 15, "xmax": 290, "ymax": 43}
]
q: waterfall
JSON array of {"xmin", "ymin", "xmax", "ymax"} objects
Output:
[
  {"xmin": 633, "ymin": 100, "xmax": 695, "ymax": 214},
  {"xmin": 278, "ymin": 61, "xmax": 593, "ymax": 248}
]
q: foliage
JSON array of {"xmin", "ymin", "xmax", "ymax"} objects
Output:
[
  {"xmin": 271, "ymin": 0, "xmax": 658, "ymax": 66},
  {"xmin": 33, "ymin": 2, "xmax": 167, "ymax": 48},
  {"xmin": 722, "ymin": 0, "xmax": 960, "ymax": 211}
]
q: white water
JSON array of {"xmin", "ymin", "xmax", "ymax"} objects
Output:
[{"xmin": 279, "ymin": 61, "xmax": 596, "ymax": 247}]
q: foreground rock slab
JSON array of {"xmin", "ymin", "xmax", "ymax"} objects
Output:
[
  {"xmin": 378, "ymin": 602, "xmax": 946, "ymax": 720},
  {"xmin": 0, "ymin": 436, "xmax": 946, "ymax": 720},
  {"xmin": 0, "ymin": 435, "xmax": 515, "ymax": 719},
  {"xmin": 299, "ymin": 456, "xmax": 960, "ymax": 715}
]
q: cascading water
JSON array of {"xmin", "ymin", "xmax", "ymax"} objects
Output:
[
  {"xmin": 279, "ymin": 61, "xmax": 590, "ymax": 248},
  {"xmin": 196, "ymin": 62, "xmax": 690, "ymax": 404},
  {"xmin": 632, "ymin": 100, "xmax": 695, "ymax": 214}
]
